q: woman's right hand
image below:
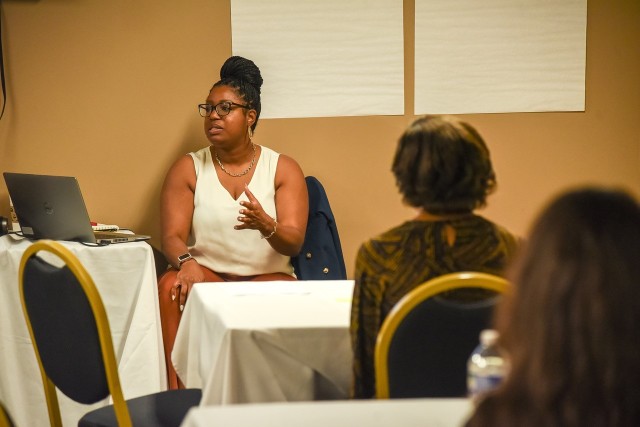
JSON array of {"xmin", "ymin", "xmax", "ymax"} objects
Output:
[{"xmin": 171, "ymin": 260, "xmax": 205, "ymax": 312}]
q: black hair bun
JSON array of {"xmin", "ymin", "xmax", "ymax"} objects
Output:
[{"xmin": 220, "ymin": 56, "xmax": 263, "ymax": 93}]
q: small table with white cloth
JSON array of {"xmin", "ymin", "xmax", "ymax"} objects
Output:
[
  {"xmin": 180, "ymin": 398, "xmax": 473, "ymax": 427},
  {"xmin": 0, "ymin": 235, "xmax": 167, "ymax": 427},
  {"xmin": 172, "ymin": 280, "xmax": 354, "ymax": 405}
]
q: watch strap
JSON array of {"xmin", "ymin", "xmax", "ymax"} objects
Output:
[{"xmin": 177, "ymin": 253, "xmax": 193, "ymax": 267}]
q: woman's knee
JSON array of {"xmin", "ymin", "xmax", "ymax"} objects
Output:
[{"xmin": 158, "ymin": 269, "xmax": 178, "ymax": 295}]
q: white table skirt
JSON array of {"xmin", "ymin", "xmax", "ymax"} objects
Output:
[
  {"xmin": 0, "ymin": 235, "xmax": 167, "ymax": 426},
  {"xmin": 180, "ymin": 398, "xmax": 473, "ymax": 427},
  {"xmin": 172, "ymin": 280, "xmax": 354, "ymax": 405}
]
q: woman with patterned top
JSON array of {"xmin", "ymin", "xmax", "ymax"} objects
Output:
[{"xmin": 350, "ymin": 115, "xmax": 519, "ymax": 398}]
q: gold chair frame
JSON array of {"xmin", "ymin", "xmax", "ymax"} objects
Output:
[
  {"xmin": 0, "ymin": 401, "xmax": 15, "ymax": 427},
  {"xmin": 19, "ymin": 240, "xmax": 132, "ymax": 427},
  {"xmin": 374, "ymin": 271, "xmax": 509, "ymax": 399}
]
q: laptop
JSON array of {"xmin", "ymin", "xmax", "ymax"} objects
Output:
[{"xmin": 3, "ymin": 172, "xmax": 151, "ymax": 245}]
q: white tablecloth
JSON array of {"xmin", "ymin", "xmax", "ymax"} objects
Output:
[
  {"xmin": 172, "ymin": 280, "xmax": 354, "ymax": 405},
  {"xmin": 0, "ymin": 235, "xmax": 167, "ymax": 426},
  {"xmin": 181, "ymin": 398, "xmax": 473, "ymax": 427}
]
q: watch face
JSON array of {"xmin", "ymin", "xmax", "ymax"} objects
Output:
[{"xmin": 178, "ymin": 253, "xmax": 192, "ymax": 262}]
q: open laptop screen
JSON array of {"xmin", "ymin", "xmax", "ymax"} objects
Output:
[{"xmin": 3, "ymin": 172, "xmax": 149, "ymax": 244}]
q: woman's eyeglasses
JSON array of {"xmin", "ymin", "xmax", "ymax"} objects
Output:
[{"xmin": 198, "ymin": 101, "xmax": 250, "ymax": 117}]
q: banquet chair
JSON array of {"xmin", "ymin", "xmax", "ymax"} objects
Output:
[
  {"xmin": 375, "ymin": 271, "xmax": 509, "ymax": 399},
  {"xmin": 19, "ymin": 240, "xmax": 201, "ymax": 427}
]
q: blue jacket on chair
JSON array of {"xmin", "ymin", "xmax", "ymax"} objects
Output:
[{"xmin": 291, "ymin": 176, "xmax": 347, "ymax": 280}]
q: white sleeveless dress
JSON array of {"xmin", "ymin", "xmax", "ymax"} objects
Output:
[{"xmin": 187, "ymin": 145, "xmax": 294, "ymax": 276}]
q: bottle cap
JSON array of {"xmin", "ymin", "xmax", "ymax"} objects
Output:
[{"xmin": 480, "ymin": 329, "xmax": 499, "ymax": 346}]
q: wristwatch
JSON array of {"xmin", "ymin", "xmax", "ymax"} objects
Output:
[{"xmin": 177, "ymin": 252, "xmax": 194, "ymax": 267}]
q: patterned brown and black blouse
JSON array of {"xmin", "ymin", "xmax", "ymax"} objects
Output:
[{"xmin": 350, "ymin": 214, "xmax": 520, "ymax": 398}]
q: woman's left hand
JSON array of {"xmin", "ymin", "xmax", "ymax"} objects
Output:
[
  {"xmin": 235, "ymin": 184, "xmax": 275, "ymax": 237},
  {"xmin": 233, "ymin": 155, "xmax": 307, "ymax": 256}
]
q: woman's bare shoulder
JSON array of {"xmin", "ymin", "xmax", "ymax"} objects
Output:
[
  {"xmin": 164, "ymin": 153, "xmax": 197, "ymax": 189},
  {"xmin": 276, "ymin": 153, "xmax": 304, "ymax": 176},
  {"xmin": 168, "ymin": 153, "xmax": 196, "ymax": 172}
]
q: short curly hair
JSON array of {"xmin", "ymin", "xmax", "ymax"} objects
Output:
[{"xmin": 392, "ymin": 115, "xmax": 496, "ymax": 214}]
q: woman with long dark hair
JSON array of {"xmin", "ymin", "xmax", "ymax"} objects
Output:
[{"xmin": 467, "ymin": 187, "xmax": 640, "ymax": 427}]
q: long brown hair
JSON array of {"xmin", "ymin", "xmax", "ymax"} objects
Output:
[{"xmin": 468, "ymin": 187, "xmax": 640, "ymax": 427}]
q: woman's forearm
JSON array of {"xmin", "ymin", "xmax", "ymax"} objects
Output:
[
  {"xmin": 259, "ymin": 220, "xmax": 305, "ymax": 256},
  {"xmin": 162, "ymin": 235, "xmax": 192, "ymax": 269}
]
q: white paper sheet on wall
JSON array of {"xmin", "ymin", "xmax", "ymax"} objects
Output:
[
  {"xmin": 414, "ymin": 0, "xmax": 587, "ymax": 114},
  {"xmin": 231, "ymin": 0, "xmax": 404, "ymax": 119}
]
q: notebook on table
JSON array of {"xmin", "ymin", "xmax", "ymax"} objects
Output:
[{"xmin": 3, "ymin": 172, "xmax": 151, "ymax": 245}]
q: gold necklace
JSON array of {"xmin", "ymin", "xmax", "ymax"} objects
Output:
[{"xmin": 214, "ymin": 143, "xmax": 256, "ymax": 177}]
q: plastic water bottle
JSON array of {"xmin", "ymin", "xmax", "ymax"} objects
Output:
[{"xmin": 467, "ymin": 329, "xmax": 507, "ymax": 399}]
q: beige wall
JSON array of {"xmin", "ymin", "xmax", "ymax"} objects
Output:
[{"xmin": 1, "ymin": 0, "xmax": 638, "ymax": 277}]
